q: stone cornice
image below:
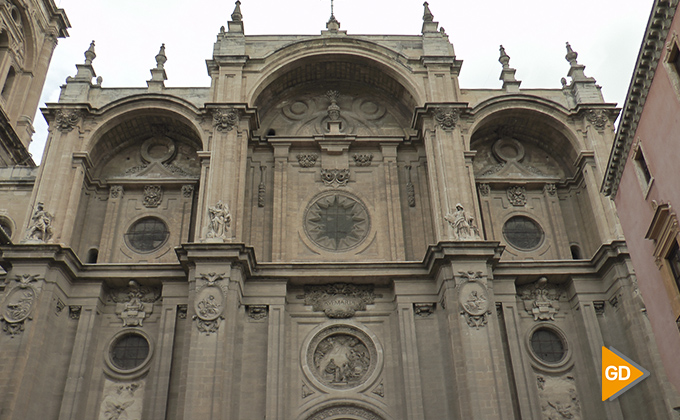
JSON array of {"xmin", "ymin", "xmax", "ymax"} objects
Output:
[{"xmin": 603, "ymin": 0, "xmax": 679, "ymax": 197}]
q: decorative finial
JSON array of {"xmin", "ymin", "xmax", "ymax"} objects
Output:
[
  {"xmin": 565, "ymin": 42, "xmax": 578, "ymax": 65},
  {"xmin": 423, "ymin": 2, "xmax": 434, "ymax": 22},
  {"xmin": 499, "ymin": 45, "xmax": 510, "ymax": 69},
  {"xmin": 155, "ymin": 44, "xmax": 167, "ymax": 69},
  {"xmin": 326, "ymin": 0, "xmax": 340, "ymax": 30},
  {"xmin": 231, "ymin": 0, "xmax": 242, "ymax": 22},
  {"xmin": 326, "ymin": 90, "xmax": 340, "ymax": 121},
  {"xmin": 84, "ymin": 40, "xmax": 96, "ymax": 65}
]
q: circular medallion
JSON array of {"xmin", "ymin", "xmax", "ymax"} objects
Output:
[
  {"xmin": 306, "ymin": 325, "xmax": 378, "ymax": 390},
  {"xmin": 303, "ymin": 192, "xmax": 370, "ymax": 252},
  {"xmin": 140, "ymin": 136, "xmax": 176, "ymax": 164},
  {"xmin": 3, "ymin": 286, "xmax": 36, "ymax": 323}
]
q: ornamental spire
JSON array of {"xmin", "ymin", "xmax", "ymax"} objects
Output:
[
  {"xmin": 423, "ymin": 2, "xmax": 434, "ymax": 22},
  {"xmin": 231, "ymin": 0, "xmax": 242, "ymax": 22},
  {"xmin": 84, "ymin": 40, "xmax": 96, "ymax": 65}
]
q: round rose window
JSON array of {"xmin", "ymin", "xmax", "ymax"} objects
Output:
[{"xmin": 304, "ymin": 193, "xmax": 370, "ymax": 252}]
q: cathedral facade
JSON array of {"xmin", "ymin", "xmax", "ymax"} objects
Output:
[{"xmin": 0, "ymin": 2, "xmax": 678, "ymax": 419}]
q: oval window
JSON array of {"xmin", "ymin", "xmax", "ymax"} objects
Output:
[
  {"xmin": 502, "ymin": 216, "xmax": 543, "ymax": 250},
  {"xmin": 530, "ymin": 328, "xmax": 566, "ymax": 363},
  {"xmin": 125, "ymin": 217, "xmax": 169, "ymax": 252},
  {"xmin": 110, "ymin": 333, "xmax": 150, "ymax": 371}
]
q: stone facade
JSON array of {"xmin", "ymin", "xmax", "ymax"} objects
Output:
[{"xmin": 0, "ymin": 2, "xmax": 678, "ymax": 419}]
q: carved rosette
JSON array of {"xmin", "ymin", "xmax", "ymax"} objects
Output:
[
  {"xmin": 192, "ymin": 272, "xmax": 227, "ymax": 335},
  {"xmin": 457, "ymin": 271, "xmax": 491, "ymax": 329},
  {"xmin": 507, "ymin": 185, "xmax": 527, "ymax": 206},
  {"xmin": 213, "ymin": 108, "xmax": 240, "ymax": 132},
  {"xmin": 297, "ymin": 154, "xmax": 318, "ymax": 167},
  {"xmin": 434, "ymin": 107, "xmax": 460, "ymax": 130},
  {"xmin": 305, "ymin": 325, "xmax": 380, "ymax": 391},
  {"xmin": 109, "ymin": 281, "xmax": 161, "ymax": 327},
  {"xmin": 299, "ymin": 283, "xmax": 380, "ymax": 318},
  {"xmin": 320, "ymin": 168, "xmax": 350, "ymax": 187},
  {"xmin": 517, "ymin": 277, "xmax": 564, "ymax": 321},
  {"xmin": 585, "ymin": 109, "xmax": 608, "ymax": 130},
  {"xmin": 54, "ymin": 110, "xmax": 80, "ymax": 132},
  {"xmin": 143, "ymin": 185, "xmax": 162, "ymax": 208}
]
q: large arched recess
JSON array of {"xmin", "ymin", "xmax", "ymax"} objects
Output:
[
  {"xmin": 84, "ymin": 95, "xmax": 205, "ymax": 170},
  {"xmin": 248, "ymin": 38, "xmax": 424, "ymax": 113},
  {"xmin": 468, "ymin": 96, "xmax": 582, "ymax": 173}
]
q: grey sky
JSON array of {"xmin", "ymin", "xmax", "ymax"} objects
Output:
[{"xmin": 30, "ymin": 0, "xmax": 653, "ymax": 162}]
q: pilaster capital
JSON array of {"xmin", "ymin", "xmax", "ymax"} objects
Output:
[{"xmin": 411, "ymin": 103, "xmax": 469, "ymax": 132}]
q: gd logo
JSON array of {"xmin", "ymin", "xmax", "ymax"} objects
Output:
[{"xmin": 601, "ymin": 346, "xmax": 650, "ymax": 401}]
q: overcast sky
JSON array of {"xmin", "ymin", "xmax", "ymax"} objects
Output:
[{"xmin": 30, "ymin": 0, "xmax": 654, "ymax": 163}]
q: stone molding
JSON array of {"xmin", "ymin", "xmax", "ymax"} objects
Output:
[
  {"xmin": 603, "ymin": 0, "xmax": 679, "ymax": 196},
  {"xmin": 298, "ymin": 283, "xmax": 380, "ymax": 318}
]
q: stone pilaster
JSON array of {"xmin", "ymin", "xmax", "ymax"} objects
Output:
[
  {"xmin": 270, "ymin": 142, "xmax": 290, "ymax": 261},
  {"xmin": 380, "ymin": 142, "xmax": 406, "ymax": 260}
]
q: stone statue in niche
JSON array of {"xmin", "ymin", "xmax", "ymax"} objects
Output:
[
  {"xmin": 206, "ymin": 200, "xmax": 231, "ymax": 241},
  {"xmin": 23, "ymin": 202, "xmax": 53, "ymax": 243},
  {"xmin": 445, "ymin": 203, "xmax": 481, "ymax": 240}
]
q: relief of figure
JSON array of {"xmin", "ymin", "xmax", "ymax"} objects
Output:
[
  {"xmin": 25, "ymin": 202, "xmax": 53, "ymax": 243},
  {"xmin": 445, "ymin": 203, "xmax": 481, "ymax": 240},
  {"xmin": 207, "ymin": 200, "xmax": 231, "ymax": 240},
  {"xmin": 315, "ymin": 334, "xmax": 370, "ymax": 385}
]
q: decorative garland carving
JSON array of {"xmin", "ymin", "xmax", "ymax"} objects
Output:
[
  {"xmin": 414, "ymin": 303, "xmax": 435, "ymax": 317},
  {"xmin": 352, "ymin": 154, "xmax": 373, "ymax": 167},
  {"xmin": 258, "ymin": 166, "xmax": 266, "ymax": 207},
  {"xmin": 247, "ymin": 305, "xmax": 268, "ymax": 320},
  {"xmin": 544, "ymin": 183, "xmax": 557, "ymax": 196},
  {"xmin": 298, "ymin": 283, "xmax": 380, "ymax": 318},
  {"xmin": 405, "ymin": 165, "xmax": 416, "ymax": 207},
  {"xmin": 297, "ymin": 154, "xmax": 318, "ymax": 167}
]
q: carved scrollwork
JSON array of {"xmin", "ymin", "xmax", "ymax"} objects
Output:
[
  {"xmin": 320, "ymin": 168, "xmax": 350, "ymax": 187},
  {"xmin": 517, "ymin": 277, "xmax": 564, "ymax": 321},
  {"xmin": 55, "ymin": 110, "xmax": 80, "ymax": 132},
  {"xmin": 213, "ymin": 108, "xmax": 239, "ymax": 132},
  {"xmin": 143, "ymin": 185, "xmax": 162, "ymax": 208},
  {"xmin": 299, "ymin": 283, "xmax": 380, "ymax": 318},
  {"xmin": 108, "ymin": 280, "xmax": 161, "ymax": 327},
  {"xmin": 434, "ymin": 107, "xmax": 459, "ymax": 130},
  {"xmin": 507, "ymin": 185, "xmax": 527, "ymax": 206},
  {"xmin": 586, "ymin": 109, "xmax": 609, "ymax": 130}
]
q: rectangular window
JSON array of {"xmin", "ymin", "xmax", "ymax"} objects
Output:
[{"xmin": 633, "ymin": 145, "xmax": 653, "ymax": 195}]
